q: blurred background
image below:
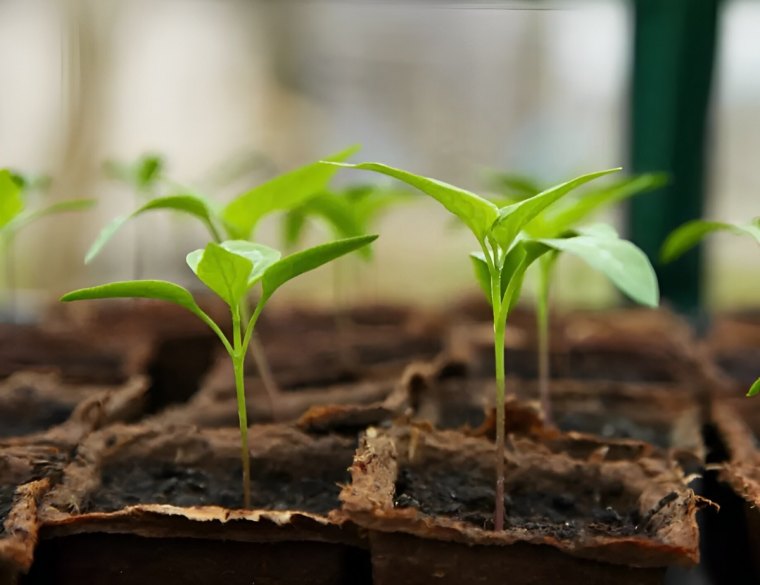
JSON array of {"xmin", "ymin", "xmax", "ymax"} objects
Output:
[{"xmin": 1, "ymin": 0, "xmax": 758, "ymax": 313}]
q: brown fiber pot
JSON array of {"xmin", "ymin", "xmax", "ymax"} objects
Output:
[
  {"xmin": 0, "ymin": 445, "xmax": 70, "ymax": 585},
  {"xmin": 339, "ymin": 425, "xmax": 701, "ymax": 585},
  {"xmin": 29, "ymin": 423, "xmax": 369, "ymax": 585},
  {"xmin": 406, "ymin": 360, "xmax": 705, "ymax": 472}
]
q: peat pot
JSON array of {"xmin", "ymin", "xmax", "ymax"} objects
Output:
[
  {"xmin": 28, "ymin": 423, "xmax": 370, "ymax": 585},
  {"xmin": 340, "ymin": 425, "xmax": 701, "ymax": 585}
]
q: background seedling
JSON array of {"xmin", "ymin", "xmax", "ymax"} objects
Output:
[
  {"xmin": 328, "ymin": 160, "xmax": 658, "ymax": 531},
  {"xmin": 488, "ymin": 172, "xmax": 666, "ymax": 424},
  {"xmin": 662, "ymin": 217, "xmax": 760, "ymax": 396},
  {"xmin": 282, "ymin": 183, "xmax": 413, "ymax": 363},
  {"xmin": 62, "ymin": 234, "xmax": 377, "ymax": 506},
  {"xmin": 87, "ymin": 146, "xmax": 358, "ymax": 404},
  {"xmin": 0, "ymin": 169, "xmax": 94, "ymax": 321}
]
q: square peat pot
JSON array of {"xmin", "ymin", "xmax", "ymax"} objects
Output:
[
  {"xmin": 449, "ymin": 308, "xmax": 703, "ymax": 388},
  {"xmin": 30, "ymin": 423, "xmax": 369, "ymax": 585},
  {"xmin": 157, "ymin": 352, "xmax": 423, "ymax": 430},
  {"xmin": 0, "ymin": 445, "xmax": 69, "ymax": 585},
  {"xmin": 0, "ymin": 371, "xmax": 148, "ymax": 448},
  {"xmin": 340, "ymin": 425, "xmax": 700, "ymax": 585},
  {"xmin": 407, "ymin": 361, "xmax": 705, "ymax": 473}
]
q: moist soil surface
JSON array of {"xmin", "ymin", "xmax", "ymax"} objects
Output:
[
  {"xmin": 86, "ymin": 460, "xmax": 348, "ymax": 516},
  {"xmin": 716, "ymin": 349, "xmax": 760, "ymax": 387},
  {"xmin": 394, "ymin": 464, "xmax": 647, "ymax": 538}
]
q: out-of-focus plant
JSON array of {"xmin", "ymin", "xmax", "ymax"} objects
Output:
[
  {"xmin": 662, "ymin": 217, "xmax": 760, "ymax": 397},
  {"xmin": 0, "ymin": 169, "xmax": 94, "ymax": 319}
]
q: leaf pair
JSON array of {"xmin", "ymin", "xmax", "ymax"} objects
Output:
[
  {"xmin": 63, "ymin": 235, "xmax": 378, "ymax": 329},
  {"xmin": 86, "ymin": 147, "xmax": 359, "ymax": 264}
]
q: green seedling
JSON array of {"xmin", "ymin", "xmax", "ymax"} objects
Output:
[
  {"xmin": 328, "ymin": 160, "xmax": 659, "ymax": 531},
  {"xmin": 491, "ymin": 173, "xmax": 666, "ymax": 424},
  {"xmin": 62, "ymin": 234, "xmax": 377, "ymax": 506},
  {"xmin": 662, "ymin": 217, "xmax": 760, "ymax": 397},
  {"xmin": 0, "ymin": 169, "xmax": 94, "ymax": 319},
  {"xmin": 88, "ymin": 146, "xmax": 359, "ymax": 404}
]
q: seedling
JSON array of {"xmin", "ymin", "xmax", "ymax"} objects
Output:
[
  {"xmin": 62, "ymin": 235, "xmax": 377, "ymax": 506},
  {"xmin": 0, "ymin": 169, "xmax": 94, "ymax": 319},
  {"xmin": 87, "ymin": 147, "xmax": 359, "ymax": 403},
  {"xmin": 328, "ymin": 160, "xmax": 659, "ymax": 531},
  {"xmin": 662, "ymin": 217, "xmax": 760, "ymax": 397},
  {"xmin": 490, "ymin": 173, "xmax": 666, "ymax": 424},
  {"xmin": 282, "ymin": 183, "xmax": 412, "ymax": 359}
]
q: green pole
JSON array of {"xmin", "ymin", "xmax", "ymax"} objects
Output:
[{"xmin": 628, "ymin": 0, "xmax": 721, "ymax": 314}]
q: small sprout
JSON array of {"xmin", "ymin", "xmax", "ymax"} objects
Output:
[
  {"xmin": 104, "ymin": 154, "xmax": 166, "ymax": 196},
  {"xmin": 662, "ymin": 217, "xmax": 760, "ymax": 398},
  {"xmin": 62, "ymin": 234, "xmax": 377, "ymax": 507},
  {"xmin": 327, "ymin": 160, "xmax": 656, "ymax": 531}
]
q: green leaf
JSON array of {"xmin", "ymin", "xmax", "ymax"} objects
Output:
[
  {"xmin": 222, "ymin": 146, "xmax": 359, "ymax": 240},
  {"xmin": 60, "ymin": 280, "xmax": 206, "ymax": 319},
  {"xmin": 261, "ymin": 234, "xmax": 378, "ymax": 302},
  {"xmin": 6, "ymin": 199, "xmax": 95, "ymax": 234},
  {"xmin": 661, "ymin": 219, "xmax": 760, "ymax": 264},
  {"xmin": 535, "ymin": 173, "xmax": 666, "ymax": 237},
  {"xmin": 85, "ymin": 194, "xmax": 219, "ymax": 264},
  {"xmin": 470, "ymin": 253, "xmax": 492, "ymax": 304},
  {"xmin": 538, "ymin": 233, "xmax": 659, "ymax": 307},
  {"xmin": 188, "ymin": 240, "xmax": 281, "ymax": 288},
  {"xmin": 186, "ymin": 242, "xmax": 257, "ymax": 307},
  {"xmin": 282, "ymin": 209, "xmax": 308, "ymax": 250},
  {"xmin": 327, "ymin": 162, "xmax": 498, "ymax": 242},
  {"xmin": 490, "ymin": 168, "xmax": 621, "ymax": 249},
  {"xmin": 105, "ymin": 154, "xmax": 165, "ymax": 191},
  {"xmin": 0, "ymin": 170, "xmax": 23, "ymax": 229},
  {"xmin": 488, "ymin": 172, "xmax": 543, "ymax": 201},
  {"xmin": 748, "ymin": 377, "xmax": 760, "ymax": 398}
]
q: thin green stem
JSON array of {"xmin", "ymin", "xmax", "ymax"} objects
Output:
[
  {"xmin": 489, "ymin": 259, "xmax": 506, "ymax": 532},
  {"xmin": 231, "ymin": 305, "xmax": 251, "ymax": 508},
  {"xmin": 536, "ymin": 259, "xmax": 552, "ymax": 425}
]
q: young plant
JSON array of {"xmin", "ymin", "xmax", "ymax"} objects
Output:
[
  {"xmin": 87, "ymin": 146, "xmax": 359, "ymax": 402},
  {"xmin": 0, "ymin": 169, "xmax": 94, "ymax": 319},
  {"xmin": 662, "ymin": 217, "xmax": 760, "ymax": 397},
  {"xmin": 328, "ymin": 160, "xmax": 659, "ymax": 531},
  {"xmin": 62, "ymin": 234, "xmax": 377, "ymax": 506},
  {"xmin": 494, "ymin": 173, "xmax": 666, "ymax": 424}
]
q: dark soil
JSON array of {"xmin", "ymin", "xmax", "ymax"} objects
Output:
[
  {"xmin": 0, "ymin": 484, "xmax": 16, "ymax": 536},
  {"xmin": 555, "ymin": 413, "xmax": 670, "ymax": 449},
  {"xmin": 86, "ymin": 459, "xmax": 349, "ymax": 516},
  {"xmin": 394, "ymin": 464, "xmax": 646, "ymax": 538}
]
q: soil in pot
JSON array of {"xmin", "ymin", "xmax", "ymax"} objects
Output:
[
  {"xmin": 341, "ymin": 425, "xmax": 700, "ymax": 585},
  {"xmin": 33, "ymin": 424, "xmax": 369, "ymax": 585}
]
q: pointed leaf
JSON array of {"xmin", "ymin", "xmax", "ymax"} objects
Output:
[
  {"xmin": 490, "ymin": 168, "xmax": 621, "ymax": 248},
  {"xmin": 748, "ymin": 377, "xmax": 760, "ymax": 398},
  {"xmin": 661, "ymin": 219, "xmax": 760, "ymax": 264},
  {"xmin": 0, "ymin": 170, "xmax": 23, "ymax": 229},
  {"xmin": 61, "ymin": 280, "xmax": 206, "ymax": 318},
  {"xmin": 327, "ymin": 162, "xmax": 498, "ymax": 242},
  {"xmin": 538, "ymin": 173, "xmax": 667, "ymax": 237},
  {"xmin": 85, "ymin": 194, "xmax": 219, "ymax": 264},
  {"xmin": 186, "ymin": 242, "xmax": 254, "ymax": 307},
  {"xmin": 539, "ymin": 234, "xmax": 659, "ymax": 307},
  {"xmin": 261, "ymin": 234, "xmax": 378, "ymax": 301},
  {"xmin": 222, "ymin": 146, "xmax": 359, "ymax": 239},
  {"xmin": 6, "ymin": 199, "xmax": 95, "ymax": 234},
  {"xmin": 188, "ymin": 240, "xmax": 281, "ymax": 289}
]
